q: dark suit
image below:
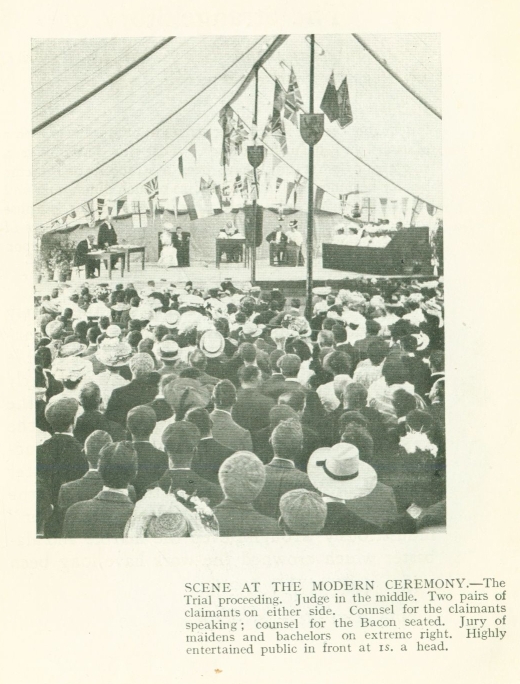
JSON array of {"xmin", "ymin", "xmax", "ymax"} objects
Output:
[
  {"xmin": 153, "ymin": 468, "xmax": 223, "ymax": 508},
  {"xmin": 210, "ymin": 409, "xmax": 253, "ymax": 453},
  {"xmin": 279, "ymin": 379, "xmax": 326, "ymax": 435},
  {"xmin": 254, "ymin": 458, "xmax": 316, "ymax": 519},
  {"xmin": 252, "ymin": 424, "xmax": 320, "ymax": 471},
  {"xmin": 320, "ymin": 501, "xmax": 381, "ymax": 535},
  {"xmin": 335, "ymin": 342, "xmax": 361, "ymax": 372},
  {"xmin": 73, "ymin": 239, "xmax": 98, "ymax": 277},
  {"xmin": 401, "ymin": 355, "xmax": 431, "ymax": 398},
  {"xmin": 147, "ymin": 397, "xmax": 174, "ymax": 422},
  {"xmin": 58, "ymin": 470, "xmax": 136, "ymax": 511},
  {"xmin": 97, "ymin": 222, "xmax": 117, "ymax": 248},
  {"xmin": 214, "ymin": 500, "xmax": 282, "ymax": 537},
  {"xmin": 37, "ymin": 434, "xmax": 88, "ymax": 537},
  {"xmin": 73, "ymin": 410, "xmax": 126, "ymax": 446},
  {"xmin": 62, "ymin": 490, "xmax": 134, "ymax": 538},
  {"xmin": 132, "ymin": 441, "xmax": 169, "ymax": 500},
  {"xmin": 191, "ymin": 437, "xmax": 234, "ymax": 485},
  {"xmin": 104, "ymin": 376, "xmax": 159, "ymax": 426},
  {"xmin": 266, "ymin": 231, "xmax": 288, "ymax": 264},
  {"xmin": 232, "ymin": 389, "xmax": 275, "ymax": 433},
  {"xmin": 261, "ymin": 373, "xmax": 286, "ymax": 400}
]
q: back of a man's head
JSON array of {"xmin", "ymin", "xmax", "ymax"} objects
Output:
[
  {"xmin": 382, "ymin": 358, "xmax": 407, "ymax": 386},
  {"xmin": 332, "ymin": 323, "xmax": 347, "ymax": 344},
  {"xmin": 238, "ymin": 365, "xmax": 261, "ymax": 387},
  {"xmin": 367, "ymin": 338, "xmax": 388, "ymax": 365},
  {"xmin": 341, "ymin": 424, "xmax": 374, "ymax": 462},
  {"xmin": 344, "ymin": 382, "xmax": 368, "ymax": 410},
  {"xmin": 317, "ymin": 330, "xmax": 334, "ymax": 348},
  {"xmin": 213, "ymin": 380, "xmax": 237, "ymax": 410},
  {"xmin": 185, "ymin": 407, "xmax": 212, "ymax": 438},
  {"xmin": 269, "ymin": 349, "xmax": 285, "ymax": 372},
  {"xmin": 162, "ymin": 421, "xmax": 201, "ymax": 466},
  {"xmin": 269, "ymin": 404, "xmax": 298, "ymax": 430},
  {"xmin": 324, "ymin": 350, "xmax": 352, "ymax": 377},
  {"xmin": 87, "ymin": 326, "xmax": 100, "ymax": 344},
  {"xmin": 189, "ymin": 348, "xmax": 207, "ymax": 371},
  {"xmin": 239, "ymin": 342, "xmax": 257, "ymax": 364},
  {"xmin": 84, "ymin": 430, "xmax": 112, "ymax": 467},
  {"xmin": 402, "ymin": 334, "xmax": 418, "ymax": 353},
  {"xmin": 278, "ymin": 390, "xmax": 306, "ymax": 415},
  {"xmin": 127, "ymin": 405, "xmax": 157, "ymax": 440},
  {"xmin": 98, "ymin": 441, "xmax": 138, "ymax": 489},
  {"xmin": 79, "ymin": 382, "xmax": 101, "ymax": 412},
  {"xmin": 279, "ymin": 354, "xmax": 301, "ymax": 379},
  {"xmin": 99, "ymin": 316, "xmax": 110, "ymax": 331},
  {"xmin": 45, "ymin": 397, "xmax": 78, "ymax": 432},
  {"xmin": 392, "ymin": 388, "xmax": 417, "ymax": 418},
  {"xmin": 321, "ymin": 318, "xmax": 335, "ymax": 332},
  {"xmin": 366, "ymin": 319, "xmax": 381, "ymax": 336},
  {"xmin": 129, "ymin": 352, "xmax": 154, "ymax": 379},
  {"xmin": 271, "ymin": 419, "xmax": 303, "ymax": 462}
]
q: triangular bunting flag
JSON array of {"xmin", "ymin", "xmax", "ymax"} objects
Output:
[
  {"xmin": 203, "ymin": 129, "xmax": 212, "ymax": 145},
  {"xmin": 337, "ymin": 76, "xmax": 353, "ymax": 129},
  {"xmin": 188, "ymin": 144, "xmax": 197, "ymax": 161},
  {"xmin": 97, "ymin": 198, "xmax": 105, "ymax": 217},
  {"xmin": 116, "ymin": 197, "xmax": 127, "ymax": 215},
  {"xmin": 285, "ymin": 181, "xmax": 295, "ymax": 205},
  {"xmin": 320, "ymin": 72, "xmax": 339, "ymax": 123},
  {"xmin": 178, "ymin": 156, "xmax": 184, "ymax": 178}
]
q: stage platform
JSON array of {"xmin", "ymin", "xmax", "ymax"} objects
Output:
[{"xmin": 35, "ymin": 257, "xmax": 434, "ymax": 297}]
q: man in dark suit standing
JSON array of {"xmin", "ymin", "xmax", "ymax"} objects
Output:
[
  {"xmin": 73, "ymin": 234, "xmax": 98, "ymax": 277},
  {"xmin": 185, "ymin": 407, "xmax": 234, "ymax": 485},
  {"xmin": 253, "ymin": 419, "xmax": 316, "ymax": 519},
  {"xmin": 154, "ymin": 421, "xmax": 223, "ymax": 508},
  {"xmin": 265, "ymin": 224, "xmax": 288, "ymax": 265},
  {"xmin": 210, "ymin": 380, "xmax": 253, "ymax": 452},
  {"xmin": 37, "ymin": 397, "xmax": 88, "ymax": 537},
  {"xmin": 232, "ymin": 366, "xmax": 275, "ymax": 433},
  {"xmin": 97, "ymin": 220, "xmax": 117, "ymax": 248},
  {"xmin": 105, "ymin": 353, "xmax": 159, "ymax": 426},
  {"xmin": 63, "ymin": 441, "xmax": 137, "ymax": 538},
  {"xmin": 73, "ymin": 383, "xmax": 126, "ymax": 445},
  {"xmin": 58, "ymin": 431, "xmax": 137, "ymax": 513},
  {"xmin": 173, "ymin": 226, "xmax": 190, "ymax": 266},
  {"xmin": 97, "ymin": 220, "xmax": 118, "ymax": 269},
  {"xmin": 126, "ymin": 405, "xmax": 168, "ymax": 499}
]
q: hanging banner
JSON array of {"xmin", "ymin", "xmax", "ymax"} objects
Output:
[
  {"xmin": 284, "ymin": 67, "xmax": 303, "ymax": 126},
  {"xmin": 401, "ymin": 197, "xmax": 409, "ymax": 217}
]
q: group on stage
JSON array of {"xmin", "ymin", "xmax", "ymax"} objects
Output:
[{"xmin": 158, "ymin": 222, "xmax": 190, "ymax": 268}]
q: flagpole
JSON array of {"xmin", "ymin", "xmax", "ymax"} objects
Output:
[{"xmin": 305, "ymin": 35, "xmax": 315, "ymax": 321}]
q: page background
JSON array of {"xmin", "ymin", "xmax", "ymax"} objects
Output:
[{"xmin": 1, "ymin": 3, "xmax": 519, "ymax": 682}]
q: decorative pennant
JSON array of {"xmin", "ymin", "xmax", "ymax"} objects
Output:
[
  {"xmin": 116, "ymin": 196, "xmax": 127, "ymax": 216},
  {"xmin": 284, "ymin": 67, "xmax": 303, "ymax": 126},
  {"xmin": 427, "ymin": 203, "xmax": 436, "ymax": 216},
  {"xmin": 337, "ymin": 76, "xmax": 353, "ymax": 129},
  {"xmin": 320, "ymin": 71, "xmax": 338, "ymax": 123},
  {"xmin": 379, "ymin": 198, "xmax": 388, "ymax": 218},
  {"xmin": 203, "ymin": 129, "xmax": 212, "ymax": 145},
  {"xmin": 178, "ymin": 156, "xmax": 184, "ymax": 178},
  {"xmin": 184, "ymin": 194, "xmax": 198, "ymax": 221},
  {"xmin": 401, "ymin": 197, "xmax": 409, "ymax": 217},
  {"xmin": 315, "ymin": 187, "xmax": 325, "ymax": 211},
  {"xmin": 96, "ymin": 198, "xmax": 105, "ymax": 217},
  {"xmin": 188, "ymin": 144, "xmax": 197, "ymax": 161},
  {"xmin": 285, "ymin": 181, "xmax": 295, "ymax": 205}
]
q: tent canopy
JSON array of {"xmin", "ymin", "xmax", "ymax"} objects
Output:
[{"xmin": 32, "ymin": 34, "xmax": 442, "ymax": 230}]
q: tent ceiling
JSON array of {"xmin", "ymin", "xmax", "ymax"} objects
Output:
[{"xmin": 32, "ymin": 34, "xmax": 442, "ymax": 229}]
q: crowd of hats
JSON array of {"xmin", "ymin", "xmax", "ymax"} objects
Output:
[{"xmin": 35, "ymin": 273, "xmax": 445, "ymax": 537}]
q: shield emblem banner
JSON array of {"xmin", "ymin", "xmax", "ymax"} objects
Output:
[
  {"xmin": 247, "ymin": 145, "xmax": 265, "ymax": 168},
  {"xmin": 300, "ymin": 113, "xmax": 324, "ymax": 146}
]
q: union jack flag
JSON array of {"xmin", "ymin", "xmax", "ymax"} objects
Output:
[
  {"xmin": 144, "ymin": 176, "xmax": 159, "ymax": 199},
  {"xmin": 284, "ymin": 67, "xmax": 303, "ymax": 126}
]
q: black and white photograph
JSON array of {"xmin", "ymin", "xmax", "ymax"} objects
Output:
[{"xmin": 33, "ymin": 34, "xmax": 445, "ymax": 539}]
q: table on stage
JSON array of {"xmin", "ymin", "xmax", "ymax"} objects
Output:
[
  {"xmin": 216, "ymin": 238, "xmax": 248, "ymax": 268},
  {"xmin": 86, "ymin": 245, "xmax": 146, "ymax": 279},
  {"xmin": 122, "ymin": 245, "xmax": 146, "ymax": 271}
]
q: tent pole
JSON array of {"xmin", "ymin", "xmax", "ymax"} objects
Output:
[
  {"xmin": 305, "ymin": 35, "xmax": 315, "ymax": 321},
  {"xmin": 251, "ymin": 66, "xmax": 259, "ymax": 285}
]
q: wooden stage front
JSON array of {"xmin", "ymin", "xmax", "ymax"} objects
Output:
[{"xmin": 35, "ymin": 257, "xmax": 434, "ymax": 297}]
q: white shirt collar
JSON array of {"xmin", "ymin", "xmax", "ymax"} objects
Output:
[{"xmin": 102, "ymin": 486, "xmax": 129, "ymax": 496}]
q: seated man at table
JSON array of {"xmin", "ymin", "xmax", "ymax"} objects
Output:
[
  {"xmin": 266, "ymin": 223, "xmax": 287, "ymax": 265},
  {"xmin": 73, "ymin": 234, "xmax": 99, "ymax": 278}
]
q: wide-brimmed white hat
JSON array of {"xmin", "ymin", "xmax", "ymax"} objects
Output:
[
  {"xmin": 199, "ymin": 330, "xmax": 225, "ymax": 358},
  {"xmin": 105, "ymin": 324, "xmax": 122, "ymax": 338},
  {"xmin": 241, "ymin": 321, "xmax": 264, "ymax": 338},
  {"xmin": 313, "ymin": 286, "xmax": 331, "ymax": 296},
  {"xmin": 164, "ymin": 309, "xmax": 180, "ymax": 328},
  {"xmin": 308, "ymin": 443, "xmax": 377, "ymax": 501},
  {"xmin": 158, "ymin": 339, "xmax": 180, "ymax": 360},
  {"xmin": 96, "ymin": 341, "xmax": 133, "ymax": 367}
]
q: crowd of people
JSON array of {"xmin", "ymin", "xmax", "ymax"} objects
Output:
[{"xmin": 35, "ymin": 274, "xmax": 445, "ymax": 538}]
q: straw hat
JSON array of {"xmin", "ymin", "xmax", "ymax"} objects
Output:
[
  {"xmin": 164, "ymin": 309, "xmax": 180, "ymax": 328},
  {"xmin": 96, "ymin": 341, "xmax": 133, "ymax": 367},
  {"xmin": 105, "ymin": 324, "xmax": 121, "ymax": 338},
  {"xmin": 111, "ymin": 302, "xmax": 131, "ymax": 312},
  {"xmin": 51, "ymin": 356, "xmax": 92, "ymax": 383},
  {"xmin": 199, "ymin": 330, "xmax": 225, "ymax": 358},
  {"xmin": 157, "ymin": 340, "xmax": 180, "ymax": 360},
  {"xmin": 241, "ymin": 321, "xmax": 264, "ymax": 338},
  {"xmin": 307, "ymin": 443, "xmax": 377, "ymax": 501},
  {"xmin": 58, "ymin": 341, "xmax": 87, "ymax": 358}
]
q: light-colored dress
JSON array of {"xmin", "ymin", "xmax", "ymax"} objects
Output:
[{"xmin": 158, "ymin": 231, "xmax": 178, "ymax": 267}]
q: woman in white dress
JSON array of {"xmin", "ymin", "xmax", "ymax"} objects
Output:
[{"xmin": 158, "ymin": 222, "xmax": 178, "ymax": 268}]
